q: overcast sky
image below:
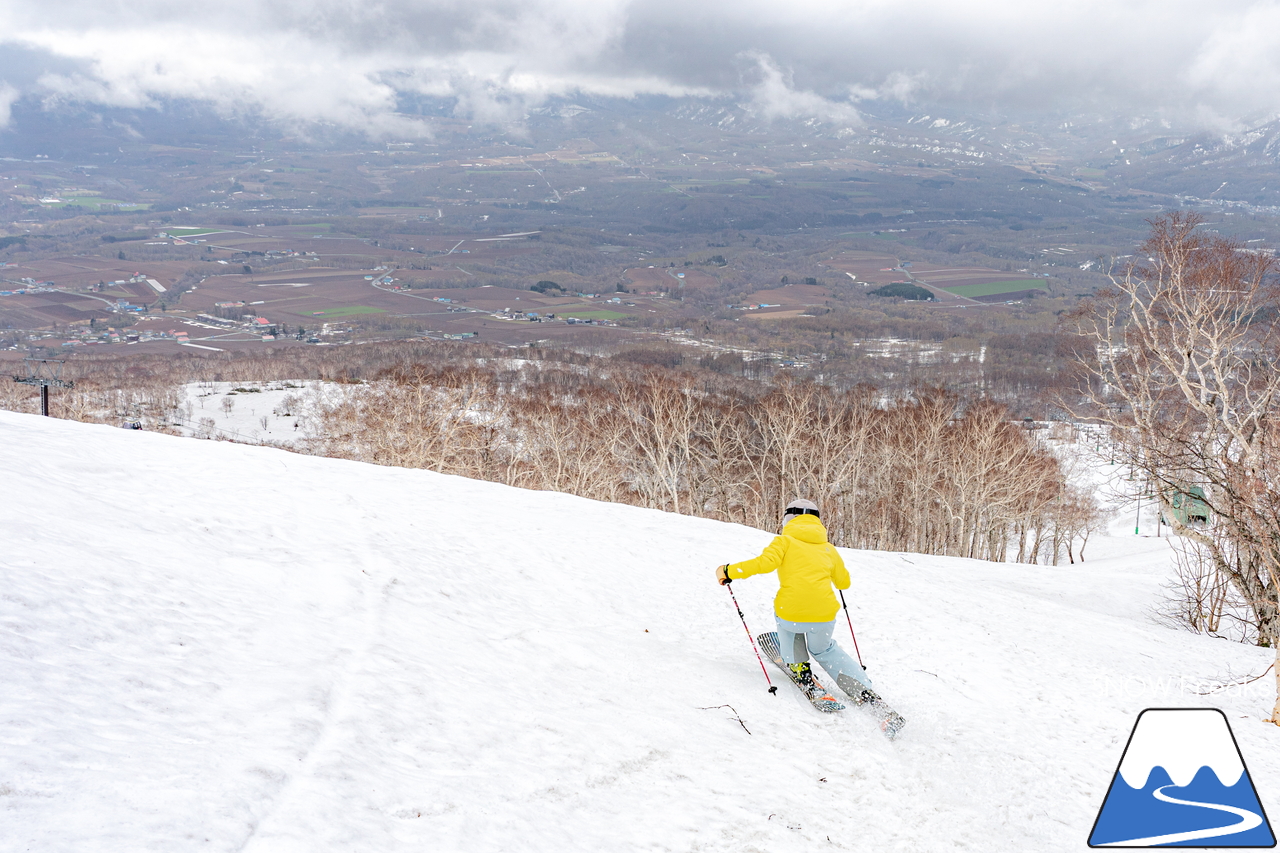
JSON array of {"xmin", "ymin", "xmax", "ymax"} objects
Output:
[{"xmin": 2, "ymin": 0, "xmax": 1280, "ymax": 134}]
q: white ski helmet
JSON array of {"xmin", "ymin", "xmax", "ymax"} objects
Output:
[{"xmin": 782, "ymin": 498, "xmax": 820, "ymax": 526}]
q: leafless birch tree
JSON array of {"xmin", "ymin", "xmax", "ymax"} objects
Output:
[{"xmin": 1069, "ymin": 212, "xmax": 1280, "ymax": 725}]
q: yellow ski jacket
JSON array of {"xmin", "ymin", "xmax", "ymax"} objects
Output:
[{"xmin": 726, "ymin": 514, "xmax": 850, "ymax": 622}]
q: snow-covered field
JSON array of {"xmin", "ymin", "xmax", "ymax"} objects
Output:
[
  {"xmin": 173, "ymin": 381, "xmax": 321, "ymax": 444},
  {"xmin": 2, "ymin": 409, "xmax": 1277, "ymax": 852}
]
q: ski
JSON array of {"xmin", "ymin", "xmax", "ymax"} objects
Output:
[
  {"xmin": 855, "ymin": 686, "xmax": 908, "ymax": 740},
  {"xmin": 757, "ymin": 631, "xmax": 907, "ymax": 739},
  {"xmin": 756, "ymin": 631, "xmax": 845, "ymax": 712}
]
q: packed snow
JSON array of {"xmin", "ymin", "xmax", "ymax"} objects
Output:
[{"xmin": 1, "ymin": 409, "xmax": 1277, "ymax": 852}]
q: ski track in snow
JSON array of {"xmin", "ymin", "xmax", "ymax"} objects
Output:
[{"xmin": 0, "ymin": 410, "xmax": 1277, "ymax": 852}]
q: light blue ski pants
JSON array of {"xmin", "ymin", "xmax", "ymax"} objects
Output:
[{"xmin": 776, "ymin": 616, "xmax": 873, "ymax": 691}]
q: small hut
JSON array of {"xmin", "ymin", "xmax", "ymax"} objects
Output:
[{"xmin": 1167, "ymin": 487, "xmax": 1210, "ymax": 526}]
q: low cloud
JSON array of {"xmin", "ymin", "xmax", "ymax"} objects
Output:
[
  {"xmin": 741, "ymin": 53, "xmax": 862, "ymax": 125},
  {"xmin": 0, "ymin": 83, "xmax": 18, "ymax": 128},
  {"xmin": 2, "ymin": 0, "xmax": 1280, "ymax": 135}
]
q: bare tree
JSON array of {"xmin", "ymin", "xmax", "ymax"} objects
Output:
[
  {"xmin": 1158, "ymin": 535, "xmax": 1258, "ymax": 640},
  {"xmin": 1068, "ymin": 212, "xmax": 1280, "ymax": 725},
  {"xmin": 613, "ymin": 371, "xmax": 701, "ymax": 514}
]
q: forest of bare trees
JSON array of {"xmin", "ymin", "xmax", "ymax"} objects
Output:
[{"xmin": 302, "ymin": 360, "xmax": 1096, "ymax": 564}]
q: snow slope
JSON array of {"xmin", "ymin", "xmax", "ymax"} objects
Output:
[{"xmin": 1, "ymin": 410, "xmax": 1277, "ymax": 852}]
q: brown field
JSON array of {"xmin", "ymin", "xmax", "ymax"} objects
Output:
[
  {"xmin": 675, "ymin": 270, "xmax": 720, "ymax": 291},
  {"xmin": 183, "ymin": 230, "xmax": 262, "ymax": 246},
  {"xmin": 1, "ymin": 290, "xmax": 123, "ymax": 328},
  {"xmin": 119, "ymin": 281, "xmax": 157, "ymax": 301},
  {"xmin": 824, "ymin": 253, "xmax": 1031, "ymax": 286},
  {"xmin": 0, "ymin": 301, "xmax": 57, "ymax": 327},
  {"xmin": 740, "ymin": 283, "xmax": 830, "ymax": 306},
  {"xmin": 0, "ymin": 253, "xmax": 178, "ymax": 326},
  {"xmin": 742, "ymin": 308, "xmax": 810, "ymax": 320},
  {"xmin": 969, "ymin": 289, "xmax": 1045, "ymax": 304},
  {"xmin": 394, "ymin": 268, "xmax": 479, "ymax": 285},
  {"xmin": 186, "ymin": 270, "xmax": 414, "ymax": 325},
  {"xmin": 911, "ymin": 267, "xmax": 1033, "ymax": 287},
  {"xmin": 28, "ymin": 292, "xmax": 86, "ymax": 304},
  {"xmin": 421, "ymin": 284, "xmax": 554, "ymax": 312},
  {"xmin": 386, "ymin": 233, "xmax": 540, "ymax": 260},
  {"xmin": 4, "ymin": 256, "xmax": 188, "ymax": 291},
  {"xmin": 623, "ymin": 267, "xmax": 719, "ymax": 292},
  {"xmin": 822, "ymin": 252, "xmax": 909, "ymax": 286}
]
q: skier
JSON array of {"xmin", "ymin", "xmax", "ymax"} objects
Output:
[{"xmin": 715, "ymin": 498, "xmax": 873, "ymax": 702}]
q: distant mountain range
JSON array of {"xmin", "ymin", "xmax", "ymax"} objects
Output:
[{"xmin": 7, "ymin": 91, "xmax": 1280, "ymax": 214}]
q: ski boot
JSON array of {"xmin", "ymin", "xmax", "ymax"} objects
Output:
[
  {"xmin": 790, "ymin": 661, "xmax": 828, "ymax": 700},
  {"xmin": 788, "ymin": 661, "xmax": 814, "ymax": 686}
]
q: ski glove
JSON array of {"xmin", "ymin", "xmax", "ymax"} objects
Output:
[{"xmin": 716, "ymin": 564, "xmax": 731, "ymax": 585}]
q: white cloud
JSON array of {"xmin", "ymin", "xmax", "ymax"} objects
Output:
[
  {"xmin": 741, "ymin": 53, "xmax": 861, "ymax": 125},
  {"xmin": 3, "ymin": 0, "xmax": 1280, "ymax": 134}
]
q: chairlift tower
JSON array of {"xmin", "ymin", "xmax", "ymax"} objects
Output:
[{"xmin": 12, "ymin": 358, "xmax": 74, "ymax": 417}]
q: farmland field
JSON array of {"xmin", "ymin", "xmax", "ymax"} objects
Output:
[
  {"xmin": 740, "ymin": 284, "xmax": 829, "ymax": 306},
  {"xmin": 309, "ymin": 306, "xmax": 386, "ymax": 318},
  {"xmin": 164, "ymin": 228, "xmax": 226, "ymax": 237},
  {"xmin": 943, "ymin": 279, "xmax": 1047, "ymax": 298},
  {"xmin": 562, "ymin": 310, "xmax": 627, "ymax": 320},
  {"xmin": 743, "ymin": 308, "xmax": 808, "ymax": 319},
  {"xmin": 822, "ymin": 252, "xmax": 911, "ymax": 285}
]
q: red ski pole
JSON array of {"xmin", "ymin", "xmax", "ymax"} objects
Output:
[
  {"xmin": 724, "ymin": 576, "xmax": 777, "ymax": 695},
  {"xmin": 839, "ymin": 589, "xmax": 865, "ymax": 670}
]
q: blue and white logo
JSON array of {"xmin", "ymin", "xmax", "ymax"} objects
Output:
[{"xmin": 1089, "ymin": 708, "xmax": 1275, "ymax": 847}]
